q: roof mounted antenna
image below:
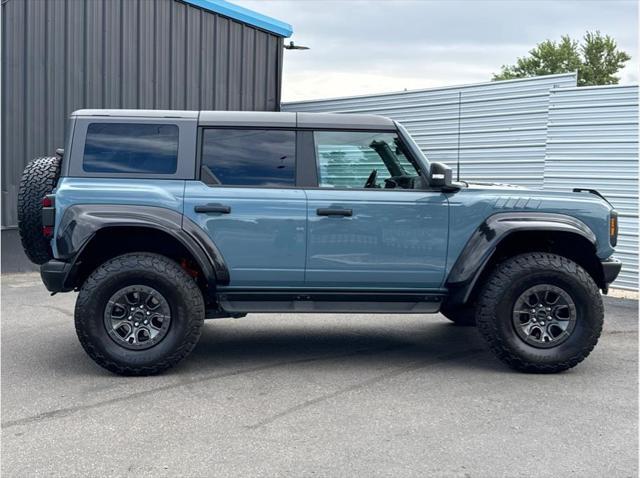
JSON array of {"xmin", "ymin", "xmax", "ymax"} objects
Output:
[{"xmin": 456, "ymin": 91, "xmax": 462, "ymax": 182}]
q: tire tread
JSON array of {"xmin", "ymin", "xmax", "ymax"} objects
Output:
[
  {"xmin": 17, "ymin": 156, "xmax": 61, "ymax": 264},
  {"xmin": 74, "ymin": 253, "xmax": 204, "ymax": 376},
  {"xmin": 475, "ymin": 252, "xmax": 603, "ymax": 373}
]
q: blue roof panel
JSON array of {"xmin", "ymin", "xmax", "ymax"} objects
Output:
[{"xmin": 181, "ymin": 0, "xmax": 293, "ymax": 37}]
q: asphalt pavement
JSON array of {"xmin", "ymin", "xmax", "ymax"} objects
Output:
[{"xmin": 1, "ymin": 272, "xmax": 638, "ymax": 477}]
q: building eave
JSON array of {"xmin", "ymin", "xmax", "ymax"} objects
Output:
[{"xmin": 180, "ymin": 0, "xmax": 293, "ymax": 37}]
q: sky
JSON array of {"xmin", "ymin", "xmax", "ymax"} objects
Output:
[{"xmin": 235, "ymin": 0, "xmax": 639, "ymax": 102}]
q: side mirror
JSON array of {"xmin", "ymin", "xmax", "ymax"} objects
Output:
[{"xmin": 429, "ymin": 162, "xmax": 458, "ymax": 190}]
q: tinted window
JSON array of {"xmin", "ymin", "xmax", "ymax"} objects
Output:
[
  {"xmin": 83, "ymin": 123, "xmax": 178, "ymax": 174},
  {"xmin": 201, "ymin": 129, "xmax": 295, "ymax": 186},
  {"xmin": 314, "ymin": 131, "xmax": 420, "ymax": 189}
]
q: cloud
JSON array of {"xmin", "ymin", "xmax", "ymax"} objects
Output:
[{"xmin": 235, "ymin": 0, "xmax": 639, "ymax": 101}]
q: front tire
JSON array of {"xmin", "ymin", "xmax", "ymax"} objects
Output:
[
  {"xmin": 476, "ymin": 252, "xmax": 603, "ymax": 373},
  {"xmin": 75, "ymin": 253, "xmax": 205, "ymax": 375}
]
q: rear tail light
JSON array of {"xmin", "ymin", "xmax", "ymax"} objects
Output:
[
  {"xmin": 41, "ymin": 194, "xmax": 55, "ymax": 237},
  {"xmin": 609, "ymin": 211, "xmax": 618, "ymax": 247}
]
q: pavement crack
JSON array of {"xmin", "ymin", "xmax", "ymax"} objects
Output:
[
  {"xmin": 1, "ymin": 343, "xmax": 407, "ymax": 429},
  {"xmin": 246, "ymin": 347, "xmax": 485, "ymax": 430}
]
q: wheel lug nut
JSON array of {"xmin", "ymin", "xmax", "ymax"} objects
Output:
[
  {"xmin": 547, "ymin": 316, "xmax": 552, "ymax": 320},
  {"xmin": 540, "ymin": 321, "xmax": 545, "ymax": 326},
  {"xmin": 546, "ymin": 307, "xmax": 551, "ymax": 311},
  {"xmin": 128, "ymin": 316, "xmax": 132, "ymax": 320},
  {"xmin": 146, "ymin": 312, "xmax": 150, "ymax": 315},
  {"xmin": 144, "ymin": 320, "xmax": 148, "ymax": 325},
  {"xmin": 134, "ymin": 322, "xmax": 139, "ymax": 327}
]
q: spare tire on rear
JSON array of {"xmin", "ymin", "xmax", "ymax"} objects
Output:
[{"xmin": 17, "ymin": 156, "xmax": 61, "ymax": 265}]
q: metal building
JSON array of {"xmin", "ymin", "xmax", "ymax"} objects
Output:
[
  {"xmin": 544, "ymin": 85, "xmax": 639, "ymax": 290},
  {"xmin": 283, "ymin": 75, "xmax": 639, "ymax": 290},
  {"xmin": 1, "ymin": 0, "xmax": 292, "ymax": 270}
]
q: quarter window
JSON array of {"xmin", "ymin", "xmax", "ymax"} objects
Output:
[
  {"xmin": 83, "ymin": 123, "xmax": 179, "ymax": 174},
  {"xmin": 201, "ymin": 129, "xmax": 296, "ymax": 187},
  {"xmin": 314, "ymin": 131, "xmax": 421, "ymax": 189}
]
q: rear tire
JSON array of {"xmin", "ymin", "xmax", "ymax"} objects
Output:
[
  {"xmin": 476, "ymin": 252, "xmax": 603, "ymax": 373},
  {"xmin": 75, "ymin": 253, "xmax": 205, "ymax": 375},
  {"xmin": 17, "ymin": 156, "xmax": 61, "ymax": 264}
]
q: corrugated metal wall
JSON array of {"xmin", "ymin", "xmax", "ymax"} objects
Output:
[
  {"xmin": 284, "ymin": 74, "xmax": 578, "ymax": 187},
  {"xmin": 544, "ymin": 85, "xmax": 639, "ymax": 290},
  {"xmin": 284, "ymin": 75, "xmax": 639, "ymax": 290},
  {"xmin": 1, "ymin": 0, "xmax": 284, "ymax": 228}
]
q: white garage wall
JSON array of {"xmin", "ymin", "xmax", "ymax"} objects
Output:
[{"xmin": 544, "ymin": 85, "xmax": 639, "ymax": 290}]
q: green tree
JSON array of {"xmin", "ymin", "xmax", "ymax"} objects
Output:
[{"xmin": 493, "ymin": 31, "xmax": 631, "ymax": 86}]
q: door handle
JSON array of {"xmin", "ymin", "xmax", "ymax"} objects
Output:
[
  {"xmin": 316, "ymin": 208, "xmax": 352, "ymax": 217},
  {"xmin": 194, "ymin": 203, "xmax": 231, "ymax": 214}
]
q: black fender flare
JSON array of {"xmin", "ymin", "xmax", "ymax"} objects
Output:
[
  {"xmin": 54, "ymin": 204, "xmax": 229, "ymax": 286},
  {"xmin": 445, "ymin": 212, "xmax": 597, "ymax": 305}
]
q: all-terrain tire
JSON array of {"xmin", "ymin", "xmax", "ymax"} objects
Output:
[
  {"xmin": 17, "ymin": 156, "xmax": 61, "ymax": 264},
  {"xmin": 75, "ymin": 253, "xmax": 205, "ymax": 375},
  {"xmin": 440, "ymin": 303, "xmax": 476, "ymax": 326},
  {"xmin": 476, "ymin": 252, "xmax": 603, "ymax": 373}
]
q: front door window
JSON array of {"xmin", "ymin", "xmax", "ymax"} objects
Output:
[{"xmin": 314, "ymin": 131, "xmax": 422, "ymax": 190}]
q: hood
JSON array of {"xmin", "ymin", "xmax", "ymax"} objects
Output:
[
  {"xmin": 463, "ymin": 181, "xmax": 527, "ymax": 190},
  {"xmin": 460, "ymin": 181, "xmax": 614, "ymax": 209}
]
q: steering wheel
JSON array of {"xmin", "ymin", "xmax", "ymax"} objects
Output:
[{"xmin": 364, "ymin": 169, "xmax": 378, "ymax": 188}]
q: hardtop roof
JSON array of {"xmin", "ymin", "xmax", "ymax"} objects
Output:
[{"xmin": 71, "ymin": 110, "xmax": 396, "ymax": 130}]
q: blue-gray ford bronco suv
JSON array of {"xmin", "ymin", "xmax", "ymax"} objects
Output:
[{"xmin": 17, "ymin": 109, "xmax": 621, "ymax": 375}]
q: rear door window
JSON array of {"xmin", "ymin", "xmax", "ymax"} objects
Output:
[
  {"xmin": 83, "ymin": 123, "xmax": 179, "ymax": 174},
  {"xmin": 200, "ymin": 129, "xmax": 296, "ymax": 187}
]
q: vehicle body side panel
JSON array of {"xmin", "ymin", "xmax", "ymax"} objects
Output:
[
  {"xmin": 183, "ymin": 182, "xmax": 307, "ymax": 288},
  {"xmin": 305, "ymin": 189, "xmax": 449, "ymax": 289},
  {"xmin": 52, "ymin": 204, "xmax": 224, "ymax": 287},
  {"xmin": 447, "ymin": 212, "xmax": 596, "ymax": 285},
  {"xmin": 52, "ymin": 178, "xmax": 186, "ymax": 257},
  {"xmin": 445, "ymin": 187, "xmax": 615, "ymax": 280}
]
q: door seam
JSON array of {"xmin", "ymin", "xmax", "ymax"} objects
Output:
[{"xmin": 302, "ymin": 188, "xmax": 309, "ymax": 283}]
